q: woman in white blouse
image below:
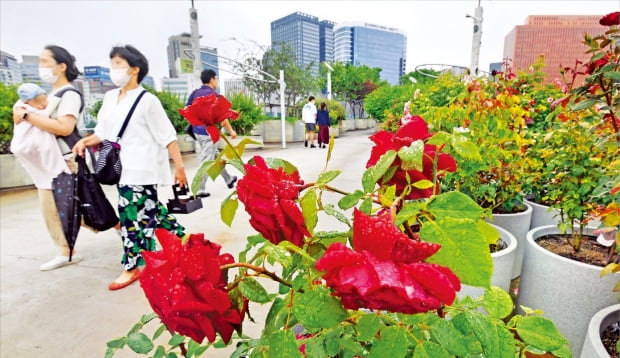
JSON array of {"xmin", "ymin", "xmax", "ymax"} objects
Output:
[{"xmin": 73, "ymin": 45, "xmax": 187, "ymax": 290}]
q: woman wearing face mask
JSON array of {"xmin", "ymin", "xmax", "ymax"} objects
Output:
[
  {"xmin": 12, "ymin": 45, "xmax": 87, "ymax": 271},
  {"xmin": 72, "ymin": 45, "xmax": 187, "ymax": 290}
]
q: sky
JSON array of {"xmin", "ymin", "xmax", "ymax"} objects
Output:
[{"xmin": 1, "ymin": 0, "xmax": 618, "ymax": 87}]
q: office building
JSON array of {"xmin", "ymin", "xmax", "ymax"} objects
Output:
[
  {"xmin": 334, "ymin": 22, "xmax": 407, "ymax": 85},
  {"xmin": 161, "ymin": 76, "xmax": 192, "ymax": 102},
  {"xmin": 319, "ymin": 20, "xmax": 335, "ymax": 63},
  {"xmin": 503, "ymin": 15, "xmax": 606, "ymax": 84},
  {"xmin": 167, "ymin": 33, "xmax": 219, "ymax": 78},
  {"xmin": 0, "ymin": 51, "xmax": 22, "ymax": 85}
]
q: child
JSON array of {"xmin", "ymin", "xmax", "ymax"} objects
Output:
[{"xmin": 10, "ymin": 83, "xmax": 69, "ymax": 189}]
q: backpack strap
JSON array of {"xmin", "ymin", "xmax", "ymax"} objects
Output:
[
  {"xmin": 54, "ymin": 87, "xmax": 85, "ymax": 113},
  {"xmin": 53, "ymin": 87, "xmax": 85, "ymax": 155}
]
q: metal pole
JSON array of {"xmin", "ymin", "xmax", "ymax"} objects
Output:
[
  {"xmin": 469, "ymin": 2, "xmax": 483, "ymax": 75},
  {"xmin": 189, "ymin": 6, "xmax": 202, "ymax": 89},
  {"xmin": 327, "ymin": 71, "xmax": 332, "ymax": 101},
  {"xmin": 279, "ymin": 70, "xmax": 286, "ymax": 149}
]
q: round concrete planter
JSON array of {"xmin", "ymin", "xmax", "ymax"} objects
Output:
[
  {"xmin": 329, "ymin": 127, "xmax": 340, "ymax": 138},
  {"xmin": 0, "ymin": 153, "xmax": 34, "ymax": 189},
  {"xmin": 176, "ymin": 134, "xmax": 195, "ymax": 153},
  {"xmin": 261, "ymin": 120, "xmax": 305, "ymax": 143},
  {"xmin": 517, "ymin": 225, "xmax": 618, "ymax": 355},
  {"xmin": 524, "ymin": 198, "xmax": 561, "ymax": 230},
  {"xmin": 485, "ymin": 202, "xmax": 532, "ymax": 278},
  {"xmin": 459, "ymin": 224, "xmax": 518, "ymax": 299},
  {"xmin": 355, "ymin": 119, "xmax": 368, "ymax": 129},
  {"xmin": 580, "ymin": 304, "xmax": 620, "ymax": 358},
  {"xmin": 342, "ymin": 119, "xmax": 356, "ymax": 131}
]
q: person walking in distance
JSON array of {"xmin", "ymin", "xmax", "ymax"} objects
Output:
[
  {"xmin": 186, "ymin": 69, "xmax": 237, "ymax": 198},
  {"xmin": 302, "ymin": 96, "xmax": 317, "ymax": 148},
  {"xmin": 316, "ymin": 101, "xmax": 331, "ymax": 148}
]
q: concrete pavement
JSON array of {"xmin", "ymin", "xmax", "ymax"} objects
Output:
[{"xmin": 0, "ymin": 127, "xmax": 376, "ymax": 358}]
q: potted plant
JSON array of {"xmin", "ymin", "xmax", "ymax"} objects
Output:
[
  {"xmin": 580, "ymin": 304, "xmax": 620, "ymax": 358},
  {"xmin": 217, "ymin": 92, "xmax": 265, "ymax": 150},
  {"xmin": 105, "ymin": 110, "xmax": 570, "ymax": 358},
  {"xmin": 517, "ymin": 13, "xmax": 620, "ymax": 355}
]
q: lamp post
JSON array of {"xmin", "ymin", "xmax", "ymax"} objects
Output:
[
  {"xmin": 189, "ymin": 1, "xmax": 202, "ymax": 90},
  {"xmin": 324, "ymin": 62, "xmax": 334, "ymax": 101},
  {"xmin": 466, "ymin": 0, "xmax": 483, "ymax": 76}
]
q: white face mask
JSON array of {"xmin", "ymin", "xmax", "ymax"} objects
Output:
[
  {"xmin": 110, "ymin": 68, "xmax": 132, "ymax": 87},
  {"xmin": 39, "ymin": 66, "xmax": 59, "ymax": 84}
]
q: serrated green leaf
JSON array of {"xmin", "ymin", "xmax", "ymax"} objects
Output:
[
  {"xmin": 369, "ymin": 326, "xmax": 408, "ymax": 358},
  {"xmin": 478, "ymin": 220, "xmax": 500, "ymax": 245},
  {"xmin": 395, "ymin": 201, "xmax": 422, "ymax": 226},
  {"xmin": 221, "ymin": 197, "xmax": 239, "ymax": 227},
  {"xmin": 291, "ymin": 289, "xmax": 347, "ymax": 332},
  {"xmin": 317, "ymin": 170, "xmax": 341, "ymax": 184},
  {"xmin": 140, "ymin": 312, "xmax": 158, "ymax": 324},
  {"xmin": 412, "ymin": 341, "xmax": 452, "ymax": 358},
  {"xmin": 301, "ymin": 190, "xmax": 318, "ymax": 233},
  {"xmin": 260, "ymin": 242, "xmax": 293, "ymax": 267},
  {"xmin": 106, "ymin": 337, "xmax": 126, "ymax": 349},
  {"xmin": 191, "ymin": 160, "xmax": 215, "ymax": 195},
  {"xmin": 264, "ymin": 157, "xmax": 298, "ymax": 175},
  {"xmin": 570, "ymin": 98, "xmax": 598, "ymax": 111},
  {"xmin": 550, "ymin": 343, "xmax": 572, "ymax": 358},
  {"xmin": 360, "ymin": 197, "xmax": 373, "ymax": 215},
  {"xmin": 128, "ymin": 322, "xmax": 142, "ymax": 335},
  {"xmin": 268, "ymin": 329, "xmax": 303, "ymax": 358},
  {"xmin": 166, "ymin": 352, "xmax": 178, "ymax": 358},
  {"xmin": 104, "ymin": 348, "xmax": 115, "ymax": 358},
  {"xmin": 398, "ymin": 140, "xmax": 424, "ymax": 171},
  {"xmin": 338, "ymin": 190, "xmax": 365, "ymax": 209},
  {"xmin": 362, "ymin": 167, "xmax": 376, "ymax": 193},
  {"xmin": 428, "ymin": 131, "xmax": 451, "ymax": 146},
  {"xmin": 153, "ymin": 345, "xmax": 166, "ymax": 358},
  {"xmin": 603, "ymin": 71, "xmax": 620, "ymax": 81},
  {"xmin": 153, "ymin": 324, "xmax": 167, "ymax": 341},
  {"xmin": 465, "ymin": 311, "xmax": 515, "ymax": 358},
  {"xmin": 516, "ymin": 316, "xmax": 566, "ymax": 351},
  {"xmin": 481, "ymin": 287, "xmax": 513, "ymax": 319},
  {"xmin": 428, "ymin": 318, "xmax": 470, "ymax": 356},
  {"xmin": 452, "ymin": 134, "xmax": 481, "ymax": 160},
  {"xmin": 412, "ymin": 179, "xmax": 434, "ymax": 189},
  {"xmin": 239, "ymin": 277, "xmax": 272, "ymax": 303},
  {"xmin": 427, "ymin": 191, "xmax": 484, "ymax": 220},
  {"xmin": 373, "ymin": 150, "xmax": 398, "ymax": 181},
  {"xmin": 264, "ymin": 297, "xmax": 289, "ymax": 336},
  {"xmin": 421, "ymin": 218, "xmax": 493, "ymax": 287},
  {"xmin": 323, "ymin": 204, "xmax": 351, "ymax": 227},
  {"xmin": 304, "ymin": 338, "xmax": 327, "ymax": 357},
  {"xmin": 127, "ymin": 332, "xmax": 154, "ymax": 354},
  {"xmin": 168, "ymin": 334, "xmax": 185, "ymax": 347},
  {"xmin": 356, "ymin": 314, "xmax": 382, "ymax": 341}
]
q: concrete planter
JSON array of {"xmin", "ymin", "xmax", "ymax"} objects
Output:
[
  {"xmin": 524, "ymin": 198, "xmax": 561, "ymax": 230},
  {"xmin": 261, "ymin": 120, "xmax": 305, "ymax": 143},
  {"xmin": 0, "ymin": 153, "xmax": 34, "ymax": 189},
  {"xmin": 355, "ymin": 119, "xmax": 368, "ymax": 129},
  {"xmin": 329, "ymin": 127, "xmax": 340, "ymax": 138},
  {"xmin": 342, "ymin": 119, "xmax": 356, "ymax": 132},
  {"xmin": 217, "ymin": 135, "xmax": 264, "ymax": 150},
  {"xmin": 176, "ymin": 134, "xmax": 195, "ymax": 153},
  {"xmin": 459, "ymin": 224, "xmax": 518, "ymax": 299},
  {"xmin": 485, "ymin": 202, "xmax": 533, "ymax": 278},
  {"xmin": 517, "ymin": 225, "xmax": 618, "ymax": 355},
  {"xmin": 580, "ymin": 304, "xmax": 620, "ymax": 358}
]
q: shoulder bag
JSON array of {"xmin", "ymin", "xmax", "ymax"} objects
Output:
[{"xmin": 76, "ymin": 156, "xmax": 119, "ymax": 231}]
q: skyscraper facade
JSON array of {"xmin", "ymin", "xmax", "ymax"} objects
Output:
[
  {"xmin": 0, "ymin": 51, "xmax": 21, "ymax": 85},
  {"xmin": 167, "ymin": 33, "xmax": 219, "ymax": 78},
  {"xmin": 334, "ymin": 22, "xmax": 407, "ymax": 85},
  {"xmin": 319, "ymin": 20, "xmax": 335, "ymax": 63},
  {"xmin": 503, "ymin": 15, "xmax": 606, "ymax": 84},
  {"xmin": 271, "ymin": 12, "xmax": 326, "ymax": 72}
]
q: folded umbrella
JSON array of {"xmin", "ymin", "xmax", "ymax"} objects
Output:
[{"xmin": 51, "ymin": 171, "xmax": 81, "ymax": 261}]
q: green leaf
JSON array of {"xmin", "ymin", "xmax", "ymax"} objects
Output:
[
  {"xmin": 187, "ymin": 339, "xmax": 209, "ymax": 357},
  {"xmin": 372, "ymin": 150, "xmax": 398, "ymax": 181},
  {"xmin": 301, "ymin": 190, "xmax": 318, "ymax": 233},
  {"xmin": 481, "ymin": 287, "xmax": 514, "ymax": 319},
  {"xmin": 106, "ymin": 337, "xmax": 126, "ymax": 349},
  {"xmin": 550, "ymin": 343, "xmax": 572, "ymax": 358},
  {"xmin": 570, "ymin": 98, "xmax": 597, "ymax": 111},
  {"xmin": 362, "ymin": 167, "xmax": 377, "ymax": 193},
  {"xmin": 268, "ymin": 329, "xmax": 303, "ymax": 358},
  {"xmin": 369, "ymin": 325, "xmax": 408, "ymax": 358},
  {"xmin": 264, "ymin": 157, "xmax": 298, "ymax": 175},
  {"xmin": 356, "ymin": 314, "xmax": 382, "ymax": 341},
  {"xmin": 428, "ymin": 318, "xmax": 470, "ymax": 356},
  {"xmin": 451, "ymin": 133, "xmax": 481, "ymax": 160},
  {"xmin": 323, "ymin": 204, "xmax": 351, "ymax": 227},
  {"xmin": 412, "ymin": 179, "xmax": 434, "ymax": 189},
  {"xmin": 260, "ymin": 241, "xmax": 293, "ymax": 267},
  {"xmin": 398, "ymin": 140, "xmax": 424, "ymax": 171},
  {"xmin": 317, "ymin": 170, "xmax": 341, "ymax": 184},
  {"xmin": 478, "ymin": 220, "xmax": 500, "ymax": 245},
  {"xmin": 338, "ymin": 190, "xmax": 365, "ymax": 210},
  {"xmin": 127, "ymin": 332, "xmax": 154, "ymax": 354},
  {"xmin": 603, "ymin": 71, "xmax": 620, "ymax": 81},
  {"xmin": 427, "ymin": 191, "xmax": 484, "ymax": 221},
  {"xmin": 516, "ymin": 316, "xmax": 566, "ymax": 351},
  {"xmin": 421, "ymin": 218, "xmax": 493, "ymax": 287},
  {"xmin": 221, "ymin": 197, "xmax": 239, "ymax": 227},
  {"xmin": 239, "ymin": 277, "xmax": 272, "ymax": 303},
  {"xmin": 140, "ymin": 312, "xmax": 158, "ymax": 324},
  {"xmin": 360, "ymin": 197, "xmax": 373, "ymax": 215},
  {"xmin": 264, "ymin": 297, "xmax": 289, "ymax": 336},
  {"xmin": 168, "ymin": 334, "xmax": 185, "ymax": 347},
  {"xmin": 153, "ymin": 324, "xmax": 167, "ymax": 341},
  {"xmin": 104, "ymin": 348, "xmax": 115, "ymax": 358},
  {"xmin": 153, "ymin": 346, "xmax": 166, "ymax": 358},
  {"xmin": 395, "ymin": 201, "xmax": 422, "ymax": 226},
  {"xmin": 304, "ymin": 338, "xmax": 327, "ymax": 357},
  {"xmin": 291, "ymin": 289, "xmax": 347, "ymax": 332},
  {"xmin": 465, "ymin": 312, "xmax": 515, "ymax": 358},
  {"xmin": 412, "ymin": 341, "xmax": 452, "ymax": 358}
]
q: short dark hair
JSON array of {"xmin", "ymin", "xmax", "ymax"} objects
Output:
[
  {"xmin": 200, "ymin": 69, "xmax": 217, "ymax": 84},
  {"xmin": 320, "ymin": 102, "xmax": 327, "ymax": 110},
  {"xmin": 109, "ymin": 45, "xmax": 149, "ymax": 83},
  {"xmin": 309, "ymin": 96, "xmax": 315, "ymax": 101},
  {"xmin": 44, "ymin": 45, "xmax": 81, "ymax": 82}
]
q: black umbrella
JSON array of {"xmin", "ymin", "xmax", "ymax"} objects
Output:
[{"xmin": 51, "ymin": 171, "xmax": 81, "ymax": 260}]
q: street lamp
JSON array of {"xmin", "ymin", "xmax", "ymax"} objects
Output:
[
  {"xmin": 324, "ymin": 62, "xmax": 334, "ymax": 100},
  {"xmin": 466, "ymin": 0, "xmax": 483, "ymax": 76}
]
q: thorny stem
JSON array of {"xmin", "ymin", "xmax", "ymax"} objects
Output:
[
  {"xmin": 221, "ymin": 262, "xmax": 299, "ymax": 292},
  {"xmin": 598, "ymin": 76, "xmax": 620, "ymax": 139}
]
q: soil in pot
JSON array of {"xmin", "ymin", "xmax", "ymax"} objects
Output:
[
  {"xmin": 601, "ymin": 322, "xmax": 620, "ymax": 358},
  {"xmin": 536, "ymin": 234, "xmax": 617, "ymax": 267}
]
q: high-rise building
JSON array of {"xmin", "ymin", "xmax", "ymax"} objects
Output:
[
  {"xmin": 161, "ymin": 76, "xmax": 192, "ymax": 102},
  {"xmin": 20, "ymin": 55, "xmax": 46, "ymax": 88},
  {"xmin": 0, "ymin": 51, "xmax": 22, "ymax": 85},
  {"xmin": 167, "ymin": 33, "xmax": 219, "ymax": 78},
  {"xmin": 503, "ymin": 15, "xmax": 606, "ymax": 84},
  {"xmin": 319, "ymin": 20, "xmax": 335, "ymax": 63},
  {"xmin": 334, "ymin": 22, "xmax": 407, "ymax": 85}
]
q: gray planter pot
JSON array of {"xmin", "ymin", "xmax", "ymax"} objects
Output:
[
  {"xmin": 261, "ymin": 120, "xmax": 305, "ymax": 143},
  {"xmin": 0, "ymin": 153, "xmax": 34, "ymax": 189},
  {"xmin": 517, "ymin": 225, "xmax": 619, "ymax": 355},
  {"xmin": 176, "ymin": 134, "xmax": 195, "ymax": 153},
  {"xmin": 459, "ymin": 224, "xmax": 518, "ymax": 299},
  {"xmin": 524, "ymin": 198, "xmax": 561, "ymax": 230},
  {"xmin": 580, "ymin": 304, "xmax": 620, "ymax": 358},
  {"xmin": 485, "ymin": 203, "xmax": 532, "ymax": 278},
  {"xmin": 355, "ymin": 119, "xmax": 368, "ymax": 129}
]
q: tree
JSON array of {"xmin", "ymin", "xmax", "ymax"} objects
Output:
[{"xmin": 0, "ymin": 83, "xmax": 19, "ymax": 154}]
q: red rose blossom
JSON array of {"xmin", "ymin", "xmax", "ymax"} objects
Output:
[
  {"xmin": 599, "ymin": 12, "xmax": 620, "ymax": 26},
  {"xmin": 140, "ymin": 229, "xmax": 245, "ymax": 344},
  {"xmin": 236, "ymin": 155, "xmax": 310, "ymax": 247},
  {"xmin": 367, "ymin": 118, "xmax": 457, "ymax": 199},
  {"xmin": 178, "ymin": 93, "xmax": 239, "ymax": 142}
]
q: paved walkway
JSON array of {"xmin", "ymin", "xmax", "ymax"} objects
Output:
[{"xmin": 0, "ymin": 128, "xmax": 376, "ymax": 358}]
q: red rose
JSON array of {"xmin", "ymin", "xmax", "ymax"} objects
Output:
[
  {"xmin": 140, "ymin": 229, "xmax": 245, "ymax": 344},
  {"xmin": 599, "ymin": 12, "xmax": 620, "ymax": 26},
  {"xmin": 367, "ymin": 118, "xmax": 457, "ymax": 199},
  {"xmin": 178, "ymin": 93, "xmax": 239, "ymax": 142},
  {"xmin": 236, "ymin": 156, "xmax": 310, "ymax": 247}
]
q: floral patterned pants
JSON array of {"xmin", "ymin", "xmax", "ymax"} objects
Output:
[{"xmin": 117, "ymin": 184, "xmax": 185, "ymax": 271}]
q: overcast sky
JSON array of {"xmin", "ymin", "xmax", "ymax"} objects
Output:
[{"xmin": 1, "ymin": 0, "xmax": 618, "ymax": 86}]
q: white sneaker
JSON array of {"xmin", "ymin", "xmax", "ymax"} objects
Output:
[{"xmin": 39, "ymin": 254, "xmax": 82, "ymax": 271}]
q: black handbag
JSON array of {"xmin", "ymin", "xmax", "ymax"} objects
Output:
[
  {"xmin": 166, "ymin": 184, "xmax": 203, "ymax": 214},
  {"xmin": 94, "ymin": 90, "xmax": 146, "ymax": 185},
  {"xmin": 76, "ymin": 156, "xmax": 119, "ymax": 231},
  {"xmin": 185, "ymin": 124, "xmax": 196, "ymax": 140}
]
